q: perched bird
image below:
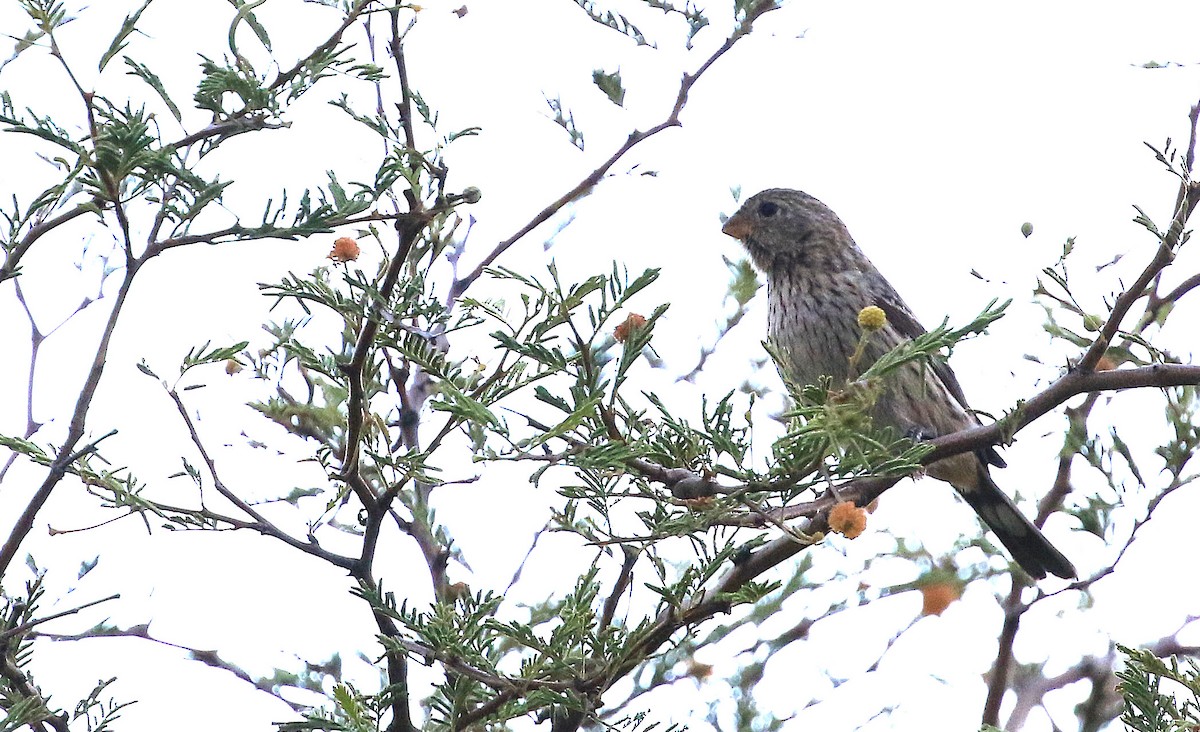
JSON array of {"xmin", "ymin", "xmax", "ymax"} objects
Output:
[{"xmin": 722, "ymin": 188, "xmax": 1076, "ymax": 580}]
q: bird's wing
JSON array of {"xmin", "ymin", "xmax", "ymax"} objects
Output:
[
  {"xmin": 866, "ymin": 272, "xmax": 1007, "ymax": 468},
  {"xmin": 864, "ymin": 272, "xmax": 971, "ymax": 407}
]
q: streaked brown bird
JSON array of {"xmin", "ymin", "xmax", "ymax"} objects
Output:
[{"xmin": 722, "ymin": 188, "xmax": 1075, "ymax": 579}]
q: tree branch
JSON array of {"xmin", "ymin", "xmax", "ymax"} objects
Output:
[
  {"xmin": 0, "ymin": 267, "xmax": 138, "ymax": 576},
  {"xmin": 448, "ymin": 0, "xmax": 781, "ymax": 301}
]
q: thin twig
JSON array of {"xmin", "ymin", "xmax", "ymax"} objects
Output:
[
  {"xmin": 0, "ymin": 270, "xmax": 137, "ymax": 576},
  {"xmin": 983, "ymin": 99, "xmax": 1200, "ymax": 726},
  {"xmin": 0, "ymin": 594, "xmax": 120, "ymax": 643},
  {"xmin": 1078, "ymin": 126, "xmax": 1200, "ymax": 373},
  {"xmin": 448, "ymin": 1, "xmax": 779, "ymax": 301},
  {"xmin": 598, "ymin": 546, "xmax": 639, "ymax": 630},
  {"xmin": 166, "ymin": 387, "xmax": 358, "ymax": 570}
]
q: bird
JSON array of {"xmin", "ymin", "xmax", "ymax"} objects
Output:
[{"xmin": 721, "ymin": 188, "xmax": 1076, "ymax": 580}]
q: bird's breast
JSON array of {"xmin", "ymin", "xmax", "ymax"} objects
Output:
[{"xmin": 766, "ymin": 269, "xmax": 875, "ymax": 386}]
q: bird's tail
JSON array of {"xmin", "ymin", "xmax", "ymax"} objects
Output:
[{"xmin": 953, "ymin": 462, "xmax": 1076, "ymax": 580}]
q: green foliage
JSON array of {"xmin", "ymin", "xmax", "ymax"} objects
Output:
[
  {"xmin": 124, "ymin": 57, "xmax": 182, "ymax": 122},
  {"xmin": 572, "ymin": 1, "xmax": 650, "ymax": 46},
  {"xmin": 592, "ymin": 68, "xmax": 626, "ymax": 107},
  {"xmin": 181, "ymin": 340, "xmax": 250, "ymax": 374},
  {"xmin": 860, "ymin": 299, "xmax": 1010, "ymax": 382},
  {"xmin": 98, "ymin": 0, "xmax": 152, "ymax": 72},
  {"xmin": 726, "ymin": 255, "xmax": 761, "ymax": 307},
  {"xmin": 194, "ymin": 54, "xmax": 277, "ymax": 116},
  {"xmin": 1118, "ymin": 644, "xmax": 1200, "ymax": 732},
  {"xmin": 545, "ymin": 95, "xmax": 585, "ymax": 150}
]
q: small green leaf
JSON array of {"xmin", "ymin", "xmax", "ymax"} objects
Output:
[
  {"xmin": 99, "ymin": 0, "xmax": 152, "ymax": 72},
  {"xmin": 226, "ymin": 0, "xmax": 272, "ymax": 53},
  {"xmin": 592, "ymin": 69, "xmax": 625, "ymax": 107},
  {"xmin": 124, "ymin": 57, "xmax": 182, "ymax": 122}
]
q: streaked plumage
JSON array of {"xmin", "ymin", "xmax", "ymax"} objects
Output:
[{"xmin": 723, "ymin": 188, "xmax": 1075, "ymax": 579}]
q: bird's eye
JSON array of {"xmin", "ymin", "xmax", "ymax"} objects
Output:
[{"xmin": 757, "ymin": 201, "xmax": 779, "ymax": 218}]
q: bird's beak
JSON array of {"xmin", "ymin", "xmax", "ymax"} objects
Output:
[{"xmin": 722, "ymin": 213, "xmax": 752, "ymax": 241}]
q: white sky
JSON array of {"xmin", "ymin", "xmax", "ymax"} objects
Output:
[{"xmin": 2, "ymin": 1, "xmax": 1200, "ymax": 730}]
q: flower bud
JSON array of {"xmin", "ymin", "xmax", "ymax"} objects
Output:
[
  {"xmin": 328, "ymin": 236, "xmax": 360, "ymax": 262},
  {"xmin": 857, "ymin": 305, "xmax": 886, "ymax": 331}
]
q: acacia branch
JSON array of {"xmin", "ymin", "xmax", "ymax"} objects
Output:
[
  {"xmin": 1079, "ymin": 127, "xmax": 1200, "ymax": 372},
  {"xmin": 448, "ymin": 0, "xmax": 781, "ymax": 301},
  {"xmin": 0, "ymin": 201, "xmax": 98, "ymax": 284},
  {"xmin": 168, "ymin": 114, "xmax": 285, "ymax": 150},
  {"xmin": 670, "ymin": 363, "xmax": 1200, "ymax": 521},
  {"xmin": 925, "ymin": 363, "xmax": 1200, "ymax": 465},
  {"xmin": 35, "ymin": 622, "xmax": 315, "ymax": 713},
  {"xmin": 593, "ymin": 362, "xmax": 1200, "ymax": 695},
  {"xmin": 984, "ymin": 106, "xmax": 1200, "ymax": 722},
  {"xmin": 0, "ymin": 267, "xmax": 138, "ymax": 576},
  {"xmin": 166, "ymin": 387, "xmax": 357, "ymax": 571},
  {"xmin": 388, "ymin": 7, "xmax": 418, "ymax": 178},
  {"xmin": 338, "ymin": 211, "xmax": 426, "ymax": 481},
  {"xmin": 268, "ymin": 0, "xmax": 374, "ymax": 94},
  {"xmin": 1144, "ymin": 270, "xmax": 1200, "ymax": 328}
]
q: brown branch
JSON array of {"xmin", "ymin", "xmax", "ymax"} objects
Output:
[
  {"xmin": 982, "ymin": 393, "xmax": 1098, "ymax": 727},
  {"xmin": 1038, "ymin": 394, "xmax": 1098, "ymax": 522},
  {"xmin": 1042, "ymin": 455, "xmax": 1194, "ymax": 601},
  {"xmin": 982, "ymin": 104, "xmax": 1200, "ymax": 723},
  {"xmin": 1006, "ymin": 654, "xmax": 1110, "ymax": 731},
  {"xmin": 668, "ymin": 363, "xmax": 1200, "ymax": 525},
  {"xmin": 0, "ymin": 594, "xmax": 120, "ymax": 643},
  {"xmin": 358, "ymin": 568, "xmax": 416, "ymax": 732},
  {"xmin": 982, "ymin": 579, "xmax": 1029, "ymax": 726},
  {"xmin": 1143, "ymin": 270, "xmax": 1200, "ymax": 328},
  {"xmin": 388, "ymin": 7, "xmax": 418, "ymax": 187},
  {"xmin": 338, "ymin": 211, "xmax": 426, "ymax": 478},
  {"xmin": 344, "ymin": 19, "xmax": 427, "ymax": 730},
  {"xmin": 268, "ymin": 0, "xmax": 374, "ymax": 94},
  {"xmin": 167, "ymin": 114, "xmax": 285, "ymax": 150},
  {"xmin": 166, "ymin": 387, "xmax": 357, "ymax": 571},
  {"xmin": 0, "ymin": 280, "xmax": 45, "ymax": 483},
  {"xmin": 1078, "ymin": 128, "xmax": 1200, "ymax": 372},
  {"xmin": 583, "ymin": 360, "xmax": 1200, "ymax": 708},
  {"xmin": 923, "ymin": 363, "xmax": 1200, "ymax": 466},
  {"xmin": 35, "ymin": 622, "xmax": 314, "ymax": 713},
  {"xmin": 598, "ymin": 546, "xmax": 639, "ymax": 630},
  {"xmin": 0, "ymin": 267, "xmax": 138, "ymax": 576},
  {"xmin": 0, "ymin": 201, "xmax": 98, "ymax": 284},
  {"xmin": 448, "ymin": 0, "xmax": 781, "ymax": 301}
]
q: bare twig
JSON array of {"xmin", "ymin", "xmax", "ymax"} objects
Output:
[
  {"xmin": 0, "ymin": 201, "xmax": 97, "ymax": 283},
  {"xmin": 598, "ymin": 546, "xmax": 639, "ymax": 630},
  {"xmin": 1078, "ymin": 123, "xmax": 1200, "ymax": 373},
  {"xmin": 0, "ymin": 594, "xmax": 120, "ymax": 643},
  {"xmin": 35, "ymin": 622, "xmax": 318, "ymax": 713},
  {"xmin": 448, "ymin": 0, "xmax": 781, "ymax": 301},
  {"xmin": 0, "ymin": 271, "xmax": 137, "ymax": 576},
  {"xmin": 166, "ymin": 387, "xmax": 357, "ymax": 570}
]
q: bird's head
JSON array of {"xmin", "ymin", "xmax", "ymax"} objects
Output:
[{"xmin": 721, "ymin": 188, "xmax": 854, "ymax": 273}]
